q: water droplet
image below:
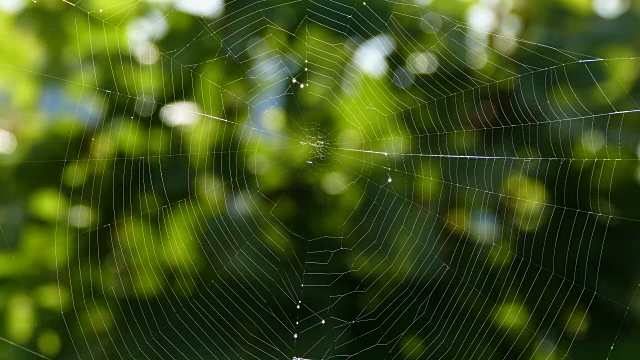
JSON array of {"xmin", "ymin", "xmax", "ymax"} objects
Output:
[
  {"xmin": 294, "ymin": 333, "xmax": 298, "ymax": 339},
  {"xmin": 321, "ymin": 320, "xmax": 325, "ymax": 324},
  {"xmin": 300, "ymin": 84, "xmax": 305, "ymax": 89},
  {"xmin": 306, "ymin": 160, "xmax": 313, "ymax": 164},
  {"xmin": 99, "ymin": 9, "xmax": 102, "ymax": 12},
  {"xmin": 387, "ymin": 177, "xmax": 392, "ymax": 183},
  {"xmin": 296, "ymin": 305, "xmax": 300, "ymax": 309}
]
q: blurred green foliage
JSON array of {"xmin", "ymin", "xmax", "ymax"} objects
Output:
[{"xmin": 0, "ymin": 0, "xmax": 640, "ymax": 359}]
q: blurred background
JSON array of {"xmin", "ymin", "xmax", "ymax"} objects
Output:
[{"xmin": 0, "ymin": 0, "xmax": 639, "ymax": 359}]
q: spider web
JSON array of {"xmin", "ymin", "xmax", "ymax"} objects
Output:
[{"xmin": 2, "ymin": 0, "xmax": 640, "ymax": 359}]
